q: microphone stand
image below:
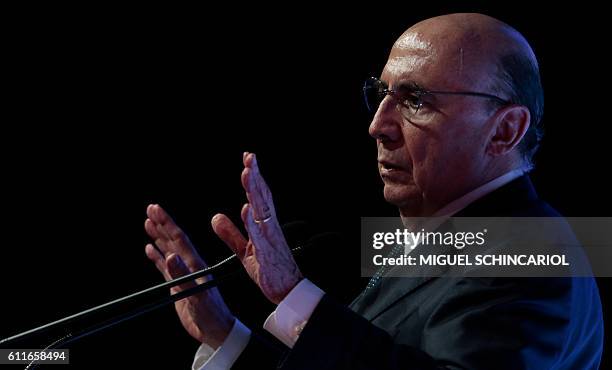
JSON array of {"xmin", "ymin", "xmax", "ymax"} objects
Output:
[
  {"xmin": 0, "ymin": 244, "xmax": 308, "ymax": 349},
  {"xmin": 0, "ymin": 220, "xmax": 336, "ymax": 369}
]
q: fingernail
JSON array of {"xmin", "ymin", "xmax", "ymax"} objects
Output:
[{"xmin": 211, "ymin": 214, "xmax": 222, "ymax": 225}]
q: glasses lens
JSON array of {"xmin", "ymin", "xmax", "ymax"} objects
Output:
[{"xmin": 363, "ymin": 78, "xmax": 386, "ymax": 113}]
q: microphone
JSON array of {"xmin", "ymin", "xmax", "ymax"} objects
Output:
[{"xmin": 0, "ymin": 221, "xmax": 326, "ymax": 350}]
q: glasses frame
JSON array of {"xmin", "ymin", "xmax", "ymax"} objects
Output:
[{"xmin": 363, "ymin": 77, "xmax": 512, "ymax": 115}]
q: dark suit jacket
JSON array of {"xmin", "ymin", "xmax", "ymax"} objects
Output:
[{"xmin": 233, "ymin": 175, "xmax": 604, "ymax": 369}]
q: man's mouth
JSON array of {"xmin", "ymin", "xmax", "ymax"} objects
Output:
[
  {"xmin": 379, "ymin": 160, "xmax": 408, "ymax": 172},
  {"xmin": 378, "ymin": 160, "xmax": 412, "ymax": 182}
]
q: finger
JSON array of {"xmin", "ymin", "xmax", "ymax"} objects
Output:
[
  {"xmin": 154, "ymin": 220, "xmax": 191, "ymax": 255},
  {"xmin": 251, "ymin": 155, "xmax": 274, "ymax": 217},
  {"xmin": 242, "ymin": 154, "xmax": 275, "ymax": 222},
  {"xmin": 145, "ymin": 243, "xmax": 171, "ymax": 281},
  {"xmin": 148, "ymin": 203, "xmax": 175, "ymax": 228},
  {"xmin": 147, "ymin": 205, "xmax": 204, "ymax": 269},
  {"xmin": 166, "ymin": 253, "xmax": 197, "ymax": 292},
  {"xmin": 146, "ymin": 203, "xmax": 160, "ymax": 222},
  {"xmin": 146, "ymin": 218, "xmax": 173, "ymax": 256},
  {"xmin": 211, "ymin": 213, "xmax": 248, "ymax": 259},
  {"xmin": 240, "ymin": 203, "xmax": 249, "ymax": 224},
  {"xmin": 241, "ymin": 167, "xmax": 251, "ymax": 202},
  {"xmin": 146, "ymin": 205, "xmax": 167, "ymax": 242},
  {"xmin": 243, "ymin": 204, "xmax": 264, "ymax": 247},
  {"xmin": 154, "ymin": 208, "xmax": 191, "ymax": 245},
  {"xmin": 144, "ymin": 218, "xmax": 162, "ymax": 240},
  {"xmin": 146, "ymin": 203, "xmax": 155, "ymax": 217},
  {"xmin": 240, "ymin": 203, "xmax": 263, "ymax": 240},
  {"xmin": 167, "ymin": 254, "xmax": 207, "ymax": 294},
  {"xmin": 146, "ymin": 205, "xmax": 172, "ymax": 251}
]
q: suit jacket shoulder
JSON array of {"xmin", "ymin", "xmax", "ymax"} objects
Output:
[{"xmin": 277, "ymin": 175, "xmax": 604, "ymax": 369}]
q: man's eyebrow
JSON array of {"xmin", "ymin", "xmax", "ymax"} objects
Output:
[{"xmin": 392, "ymin": 79, "xmax": 428, "ymax": 92}]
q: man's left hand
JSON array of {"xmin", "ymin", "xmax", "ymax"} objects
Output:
[{"xmin": 211, "ymin": 152, "xmax": 303, "ymax": 304}]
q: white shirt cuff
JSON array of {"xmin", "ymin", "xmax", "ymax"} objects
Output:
[
  {"xmin": 263, "ymin": 278, "xmax": 325, "ymax": 348},
  {"xmin": 192, "ymin": 319, "xmax": 251, "ymax": 370}
]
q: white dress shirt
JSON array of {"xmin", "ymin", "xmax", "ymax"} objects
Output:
[{"xmin": 193, "ymin": 167, "xmax": 527, "ymax": 369}]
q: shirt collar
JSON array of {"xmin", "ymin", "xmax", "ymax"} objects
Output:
[{"xmin": 432, "ymin": 167, "xmax": 528, "ymax": 218}]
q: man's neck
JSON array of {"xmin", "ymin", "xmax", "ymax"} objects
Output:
[{"xmin": 399, "ymin": 166, "xmax": 528, "ymax": 227}]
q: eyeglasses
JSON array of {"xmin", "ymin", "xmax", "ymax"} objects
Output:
[{"xmin": 363, "ymin": 77, "xmax": 511, "ymax": 124}]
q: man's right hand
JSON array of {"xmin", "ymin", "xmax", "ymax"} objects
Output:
[{"xmin": 144, "ymin": 204, "xmax": 235, "ymax": 349}]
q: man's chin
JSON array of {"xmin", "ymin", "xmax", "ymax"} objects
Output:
[{"xmin": 383, "ymin": 183, "xmax": 421, "ymax": 209}]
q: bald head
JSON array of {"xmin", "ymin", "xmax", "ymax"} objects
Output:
[
  {"xmin": 393, "ymin": 15, "xmax": 531, "ymax": 76},
  {"xmin": 371, "ymin": 14, "xmax": 544, "ymax": 216},
  {"xmin": 388, "ymin": 13, "xmax": 544, "ymax": 165}
]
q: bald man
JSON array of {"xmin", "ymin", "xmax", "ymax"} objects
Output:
[{"xmin": 144, "ymin": 13, "xmax": 603, "ymax": 369}]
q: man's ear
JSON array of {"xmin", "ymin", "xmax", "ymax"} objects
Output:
[{"xmin": 486, "ymin": 105, "xmax": 531, "ymax": 157}]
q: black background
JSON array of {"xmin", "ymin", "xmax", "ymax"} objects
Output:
[{"xmin": 2, "ymin": 2, "xmax": 611, "ymax": 369}]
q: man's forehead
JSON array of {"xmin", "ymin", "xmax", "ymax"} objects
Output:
[
  {"xmin": 382, "ymin": 30, "xmax": 486, "ymax": 89},
  {"xmin": 381, "ymin": 31, "xmax": 441, "ymax": 84},
  {"xmin": 382, "ymin": 55, "xmax": 431, "ymax": 83},
  {"xmin": 393, "ymin": 32, "xmax": 432, "ymax": 52}
]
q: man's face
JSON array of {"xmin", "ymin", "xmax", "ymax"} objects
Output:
[{"xmin": 370, "ymin": 30, "xmax": 497, "ymax": 214}]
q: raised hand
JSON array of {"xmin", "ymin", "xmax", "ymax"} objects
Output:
[
  {"xmin": 211, "ymin": 152, "xmax": 303, "ymax": 304},
  {"xmin": 144, "ymin": 204, "xmax": 234, "ymax": 349}
]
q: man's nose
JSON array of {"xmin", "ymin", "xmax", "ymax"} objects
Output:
[{"xmin": 368, "ymin": 96, "xmax": 402, "ymax": 142}]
